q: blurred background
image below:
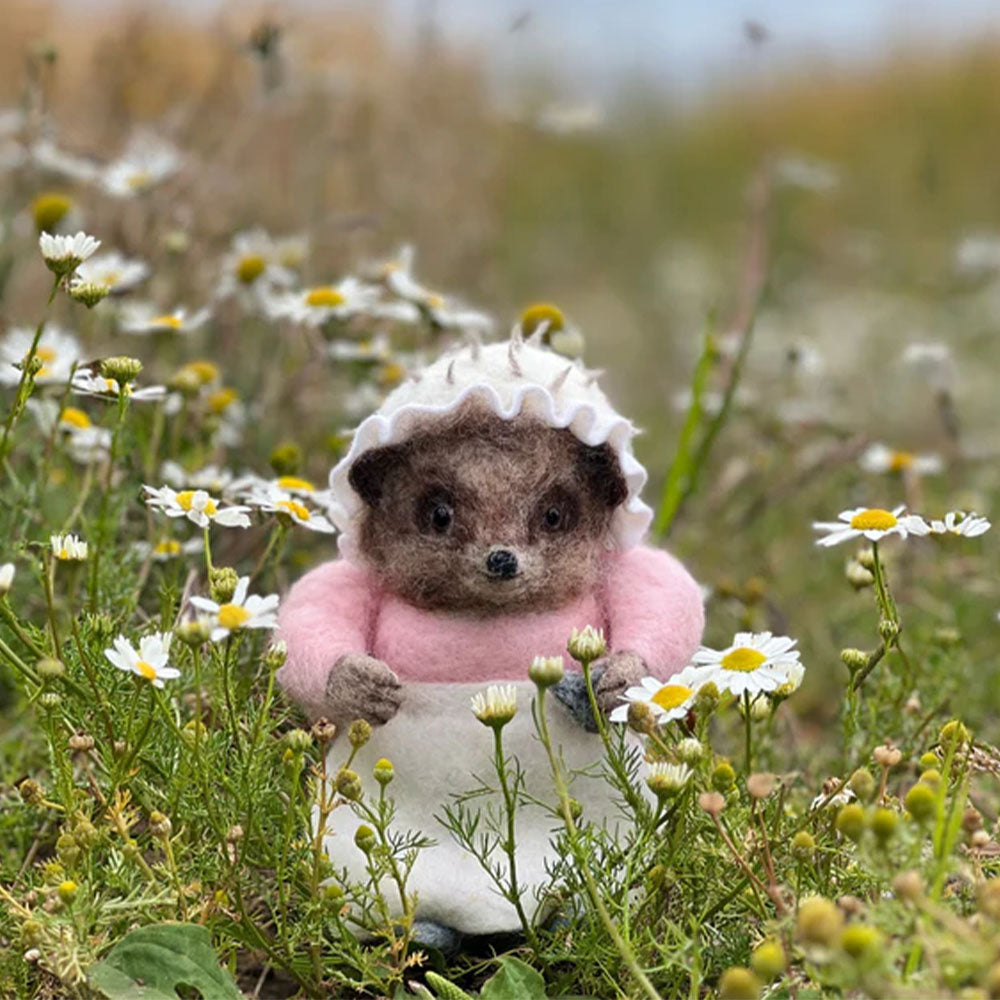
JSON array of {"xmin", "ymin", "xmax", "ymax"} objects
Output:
[{"xmin": 2, "ymin": 0, "xmax": 999, "ymax": 735}]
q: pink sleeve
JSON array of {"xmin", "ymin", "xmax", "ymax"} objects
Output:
[
  {"xmin": 275, "ymin": 560, "xmax": 377, "ymax": 719},
  {"xmin": 602, "ymin": 545, "xmax": 705, "ymax": 679}
]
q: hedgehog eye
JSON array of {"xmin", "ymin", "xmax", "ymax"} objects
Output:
[
  {"xmin": 544, "ymin": 506, "xmax": 563, "ymax": 530},
  {"xmin": 431, "ymin": 503, "xmax": 453, "ymax": 533},
  {"xmin": 417, "ymin": 490, "xmax": 455, "ymax": 535},
  {"xmin": 538, "ymin": 489, "xmax": 578, "ymax": 533}
]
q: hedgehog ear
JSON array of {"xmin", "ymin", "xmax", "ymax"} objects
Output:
[
  {"xmin": 577, "ymin": 442, "xmax": 628, "ymax": 509},
  {"xmin": 348, "ymin": 444, "xmax": 407, "ymax": 507}
]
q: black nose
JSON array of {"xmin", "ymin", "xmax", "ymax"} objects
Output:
[{"xmin": 485, "ymin": 549, "xmax": 519, "ymax": 580}]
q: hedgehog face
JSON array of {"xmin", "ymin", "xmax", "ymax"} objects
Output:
[{"xmin": 350, "ymin": 400, "xmax": 627, "ymax": 614}]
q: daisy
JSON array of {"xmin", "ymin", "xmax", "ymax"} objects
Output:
[
  {"xmin": 118, "ymin": 302, "xmax": 211, "ymax": 335},
  {"xmin": 74, "ymin": 251, "xmax": 149, "ymax": 294},
  {"xmin": 51, "ymin": 534, "xmax": 88, "ymax": 561},
  {"xmin": 143, "ymin": 485, "xmax": 251, "ymax": 529},
  {"xmin": 424, "ymin": 297, "xmax": 494, "ymax": 334},
  {"xmin": 609, "ymin": 666, "xmax": 703, "ymax": 724},
  {"xmin": 470, "ymin": 684, "xmax": 517, "ymax": 728},
  {"xmin": 645, "ymin": 762, "xmax": 692, "ymax": 798},
  {"xmin": 72, "ymin": 369, "xmax": 167, "ymax": 403},
  {"xmin": 105, "ymin": 632, "xmax": 179, "ymax": 688},
  {"xmin": 30, "ymin": 139, "xmax": 100, "ymax": 184},
  {"xmin": 30, "ymin": 192, "xmax": 81, "ymax": 235},
  {"xmin": 928, "ymin": 511, "xmax": 991, "ymax": 538},
  {"xmin": 101, "ymin": 135, "xmax": 180, "ymax": 197},
  {"xmin": 38, "ymin": 231, "xmax": 100, "ymax": 277},
  {"xmin": 860, "ymin": 444, "xmax": 942, "ymax": 476},
  {"xmin": 813, "ymin": 506, "xmax": 930, "ymax": 547},
  {"xmin": 245, "ymin": 488, "xmax": 335, "ymax": 533},
  {"xmin": 517, "ymin": 303, "xmax": 584, "ymax": 358},
  {"xmin": 273, "ymin": 233, "xmax": 310, "ymax": 270},
  {"xmin": 265, "ymin": 277, "xmax": 380, "ymax": 326},
  {"xmin": 217, "ymin": 228, "xmax": 295, "ymax": 300},
  {"xmin": 189, "ymin": 576, "xmax": 279, "ymax": 641},
  {"xmin": 689, "ymin": 631, "xmax": 802, "ymax": 697},
  {"xmin": 0, "ymin": 326, "xmax": 82, "ymax": 386},
  {"xmin": 160, "ymin": 461, "xmax": 234, "ymax": 494},
  {"xmin": 132, "ymin": 537, "xmax": 203, "ymax": 562}
]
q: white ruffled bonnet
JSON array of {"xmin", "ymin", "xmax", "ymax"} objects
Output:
[{"xmin": 329, "ymin": 337, "xmax": 653, "ymax": 563}]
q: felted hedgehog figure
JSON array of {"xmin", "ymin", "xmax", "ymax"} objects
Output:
[{"xmin": 276, "ymin": 332, "xmax": 704, "ymax": 949}]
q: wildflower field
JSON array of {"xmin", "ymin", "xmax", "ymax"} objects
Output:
[{"xmin": 3, "ymin": 6, "xmax": 1000, "ymax": 999}]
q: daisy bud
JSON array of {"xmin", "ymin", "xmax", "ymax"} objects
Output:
[
  {"xmin": 263, "ymin": 641, "xmax": 287, "ymax": 672},
  {"xmin": 873, "ymin": 744, "xmax": 902, "ymax": 768},
  {"xmin": 348, "ymin": 719, "xmax": 372, "ymax": 749},
  {"xmin": 698, "ymin": 791, "xmax": 726, "ymax": 816},
  {"xmin": 170, "ymin": 368, "xmax": 202, "ymax": 395},
  {"xmin": 57, "ymin": 880, "xmax": 78, "ymax": 905},
  {"xmin": 36, "ymin": 657, "xmax": 65, "ymax": 679},
  {"xmin": 74, "ymin": 819, "xmax": 98, "ymax": 849},
  {"xmin": 963, "ymin": 807, "xmax": 983, "ymax": 833},
  {"xmin": 67, "ymin": 732, "xmax": 94, "ymax": 753},
  {"xmin": 939, "ymin": 719, "xmax": 971, "ymax": 751},
  {"xmin": 747, "ymin": 772, "xmax": 776, "ymax": 799},
  {"xmin": 904, "ymin": 783, "xmax": 936, "ymax": 823},
  {"xmin": 284, "ymin": 729, "xmax": 312, "ymax": 754},
  {"xmin": 38, "ymin": 691, "xmax": 62, "ymax": 710},
  {"xmin": 32, "ymin": 192, "xmax": 73, "ymax": 232},
  {"xmin": 750, "ymin": 940, "xmax": 786, "ymax": 981},
  {"xmin": 835, "ymin": 803, "xmax": 866, "ymax": 842},
  {"xmin": 99, "ymin": 355, "xmax": 142, "ymax": 385},
  {"xmin": 840, "ymin": 648, "xmax": 869, "ymax": 674},
  {"xmin": 56, "ymin": 833, "xmax": 80, "ymax": 865},
  {"xmin": 176, "ymin": 620, "xmax": 211, "ymax": 647},
  {"xmin": 470, "ymin": 685, "xmax": 517, "ymax": 730},
  {"xmin": 856, "ymin": 547, "xmax": 876, "ymax": 570},
  {"xmin": 675, "ymin": 737, "xmax": 705, "ymax": 765},
  {"xmin": 529, "ymin": 654, "xmax": 565, "ymax": 689},
  {"xmin": 567, "ymin": 625, "xmax": 606, "ymax": 663},
  {"xmin": 68, "ymin": 280, "xmax": 109, "ymax": 308},
  {"xmin": 21, "ymin": 919, "xmax": 44, "ymax": 947},
  {"xmin": 311, "ymin": 718, "xmax": 337, "ymax": 743},
  {"xmin": 847, "ymin": 768, "xmax": 875, "ymax": 802},
  {"xmin": 877, "ymin": 618, "xmax": 899, "ymax": 643},
  {"xmin": 269, "ymin": 442, "xmax": 302, "ymax": 475},
  {"xmin": 792, "ymin": 830, "xmax": 815, "ymax": 858},
  {"xmin": 840, "ymin": 924, "xmax": 881, "ymax": 960},
  {"xmin": 711, "ymin": 761, "xmax": 736, "ymax": 792},
  {"xmin": 0, "ymin": 562, "xmax": 14, "ymax": 594},
  {"xmin": 796, "ymin": 896, "xmax": 843, "ymax": 947},
  {"xmin": 83, "ymin": 612, "xmax": 115, "ymax": 643},
  {"xmin": 322, "ymin": 883, "xmax": 345, "ymax": 904},
  {"xmin": 931, "ymin": 626, "xmax": 961, "ymax": 647},
  {"xmin": 920, "ymin": 768, "xmax": 941, "ymax": 787},
  {"xmin": 870, "ymin": 808, "xmax": 898, "ymax": 843},
  {"xmin": 893, "ymin": 870, "xmax": 924, "ymax": 902},
  {"xmin": 566, "ymin": 797, "xmax": 583, "ymax": 821},
  {"xmin": 718, "ymin": 967, "xmax": 761, "ymax": 1000},
  {"xmin": 626, "ymin": 700, "xmax": 656, "ymax": 735},
  {"xmin": 354, "ymin": 825, "xmax": 376, "ymax": 854},
  {"xmin": 645, "ymin": 762, "xmax": 691, "ymax": 801},
  {"xmin": 335, "ymin": 769, "xmax": 362, "ymax": 801},
  {"xmin": 903, "ymin": 693, "xmax": 922, "ymax": 715},
  {"xmin": 845, "ymin": 560, "xmax": 874, "ymax": 590},
  {"xmin": 972, "ymin": 829, "xmax": 990, "ymax": 849},
  {"xmin": 23, "ymin": 948, "xmax": 41, "ymax": 964},
  {"xmin": 209, "ymin": 567, "xmax": 238, "ymax": 603},
  {"xmin": 149, "ymin": 811, "xmax": 172, "ymax": 838},
  {"xmin": 373, "ymin": 758, "xmax": 395, "ymax": 786},
  {"xmin": 694, "ymin": 681, "xmax": 721, "ymax": 713},
  {"xmin": 226, "ymin": 825, "xmax": 244, "ymax": 844}
]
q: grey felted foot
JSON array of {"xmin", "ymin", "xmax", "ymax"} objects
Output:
[
  {"xmin": 552, "ymin": 668, "xmax": 604, "ymax": 732},
  {"xmin": 411, "ymin": 920, "xmax": 463, "ymax": 955}
]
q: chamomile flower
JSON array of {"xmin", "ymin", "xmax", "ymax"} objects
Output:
[
  {"xmin": 860, "ymin": 444, "xmax": 942, "ymax": 476},
  {"xmin": 160, "ymin": 461, "xmax": 234, "ymax": 494},
  {"xmin": 609, "ymin": 666, "xmax": 704, "ymax": 724},
  {"xmin": 189, "ymin": 576, "xmax": 279, "ymax": 641},
  {"xmin": 0, "ymin": 326, "xmax": 82, "ymax": 386},
  {"xmin": 517, "ymin": 303, "xmax": 585, "ymax": 358},
  {"xmin": 132, "ymin": 537, "xmax": 203, "ymax": 562},
  {"xmin": 30, "ymin": 138, "xmax": 100, "ymax": 184},
  {"xmin": 265, "ymin": 278, "xmax": 380, "ymax": 326},
  {"xmin": 470, "ymin": 684, "xmax": 517, "ymax": 729},
  {"xmin": 0, "ymin": 562, "xmax": 15, "ymax": 593},
  {"xmin": 105, "ymin": 632, "xmax": 179, "ymax": 687},
  {"xmin": 38, "ymin": 230, "xmax": 100, "ymax": 277},
  {"xmin": 74, "ymin": 250, "xmax": 149, "ymax": 294},
  {"xmin": 328, "ymin": 333, "xmax": 394, "ymax": 364},
  {"xmin": 118, "ymin": 302, "xmax": 211, "ymax": 335},
  {"xmin": 30, "ymin": 192, "xmax": 81, "ymax": 234},
  {"xmin": 50, "ymin": 534, "xmax": 88, "ymax": 561},
  {"xmin": 217, "ymin": 229, "xmax": 295, "ymax": 300},
  {"xmin": 101, "ymin": 135, "xmax": 180, "ymax": 197},
  {"xmin": 689, "ymin": 632, "xmax": 802, "ymax": 697},
  {"xmin": 645, "ymin": 762, "xmax": 692, "ymax": 799},
  {"xmin": 245, "ymin": 489, "xmax": 335, "ymax": 533},
  {"xmin": 143, "ymin": 485, "xmax": 251, "ymax": 529},
  {"xmin": 928, "ymin": 511, "xmax": 991, "ymax": 538},
  {"xmin": 72, "ymin": 369, "xmax": 167, "ymax": 403},
  {"xmin": 813, "ymin": 506, "xmax": 930, "ymax": 547}
]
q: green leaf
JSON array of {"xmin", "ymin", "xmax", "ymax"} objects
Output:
[
  {"xmin": 89, "ymin": 922, "xmax": 244, "ymax": 1000},
  {"xmin": 479, "ymin": 956, "xmax": 547, "ymax": 1000}
]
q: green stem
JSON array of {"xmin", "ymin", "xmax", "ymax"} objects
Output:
[
  {"xmin": 743, "ymin": 691, "xmax": 753, "ymax": 773},
  {"xmin": 89, "ymin": 391, "xmax": 130, "ymax": 611}
]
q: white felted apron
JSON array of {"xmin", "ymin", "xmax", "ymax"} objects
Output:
[{"xmin": 321, "ymin": 680, "xmax": 627, "ymax": 935}]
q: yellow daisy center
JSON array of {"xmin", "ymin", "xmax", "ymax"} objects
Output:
[
  {"xmin": 35, "ymin": 346, "xmax": 57, "ymax": 362},
  {"xmin": 305, "ymin": 287, "xmax": 345, "ymax": 308},
  {"xmin": 237, "ymin": 254, "xmax": 266, "ymax": 284},
  {"xmin": 135, "ymin": 660, "xmax": 157, "ymax": 681},
  {"xmin": 426, "ymin": 293, "xmax": 445, "ymax": 308},
  {"xmin": 153, "ymin": 540, "xmax": 181, "ymax": 556},
  {"xmin": 184, "ymin": 360, "xmax": 219, "ymax": 385},
  {"xmin": 277, "ymin": 499, "xmax": 310, "ymax": 521},
  {"xmin": 37, "ymin": 366, "xmax": 51, "ymax": 378},
  {"xmin": 218, "ymin": 604, "xmax": 251, "ymax": 630},
  {"xmin": 889, "ymin": 451, "xmax": 913, "ymax": 472},
  {"xmin": 720, "ymin": 647, "xmax": 767, "ymax": 673},
  {"xmin": 128, "ymin": 170, "xmax": 153, "ymax": 190},
  {"xmin": 151, "ymin": 314, "xmax": 183, "ymax": 329},
  {"xmin": 103, "ymin": 271, "xmax": 121, "ymax": 287},
  {"xmin": 849, "ymin": 509, "xmax": 898, "ymax": 531},
  {"xmin": 175, "ymin": 490, "xmax": 218, "ymax": 516},
  {"xmin": 378, "ymin": 362, "xmax": 406, "ymax": 388},
  {"xmin": 32, "ymin": 192, "xmax": 73, "ymax": 232},
  {"xmin": 276, "ymin": 476, "xmax": 314, "ymax": 492},
  {"xmin": 521, "ymin": 302, "xmax": 565, "ymax": 337},
  {"xmin": 651, "ymin": 684, "xmax": 694, "ymax": 711},
  {"xmin": 208, "ymin": 388, "xmax": 238, "ymax": 414},
  {"xmin": 60, "ymin": 407, "xmax": 90, "ymax": 429}
]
